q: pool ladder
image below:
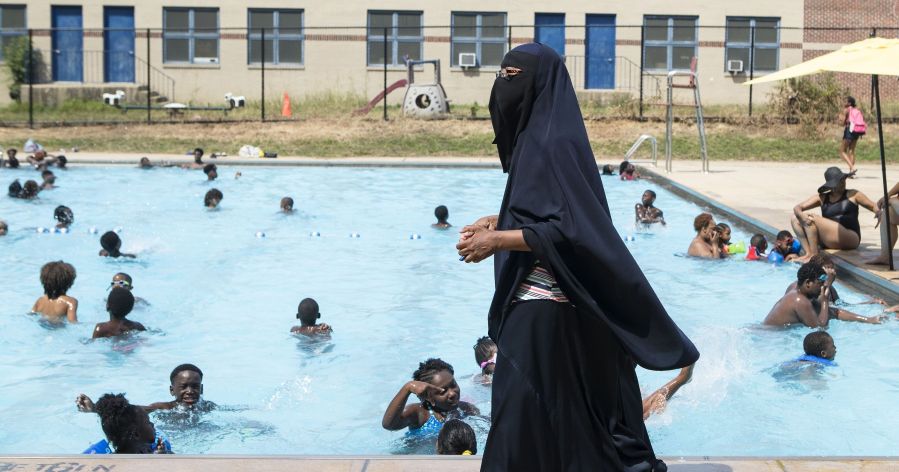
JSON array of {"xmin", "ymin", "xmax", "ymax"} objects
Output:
[{"xmin": 624, "ymin": 134, "xmax": 658, "ymax": 168}]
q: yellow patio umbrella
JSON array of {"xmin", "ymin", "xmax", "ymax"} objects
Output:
[{"xmin": 746, "ymin": 37, "xmax": 899, "ymax": 269}]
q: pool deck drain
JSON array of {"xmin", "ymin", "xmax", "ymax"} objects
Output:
[{"xmin": 2, "ymin": 456, "xmax": 899, "ymax": 471}]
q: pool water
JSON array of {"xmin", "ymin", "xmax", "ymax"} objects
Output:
[{"xmin": 0, "ymin": 166, "xmax": 896, "ymax": 456}]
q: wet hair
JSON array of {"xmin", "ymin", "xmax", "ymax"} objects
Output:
[
  {"xmin": 54, "ymin": 205, "xmax": 74, "ymax": 225},
  {"xmin": 601, "ymin": 164, "xmax": 615, "ymax": 175},
  {"xmin": 716, "ymin": 222, "xmax": 730, "ymax": 234},
  {"xmin": 437, "ymin": 419, "xmax": 477, "ymax": 455},
  {"xmin": 107, "ymin": 287, "xmax": 135, "ymax": 320},
  {"xmin": 56, "ymin": 155, "xmax": 67, "ymax": 168},
  {"xmin": 94, "ymin": 393, "xmax": 150, "ymax": 453},
  {"xmin": 297, "ymin": 298, "xmax": 320, "ymax": 326},
  {"xmin": 204, "ymin": 188, "xmax": 223, "ymax": 207},
  {"xmin": 8, "ymin": 180, "xmax": 22, "ymax": 197},
  {"xmin": 281, "ymin": 197, "xmax": 294, "ymax": 210},
  {"xmin": 809, "ymin": 253, "xmax": 834, "ymax": 268},
  {"xmin": 434, "ymin": 205, "xmax": 449, "ymax": 222},
  {"xmin": 693, "ymin": 213, "xmax": 714, "ymax": 232},
  {"xmin": 203, "ymin": 163, "xmax": 217, "ymax": 175},
  {"xmin": 803, "ymin": 331, "xmax": 834, "ymax": 357},
  {"xmin": 473, "ymin": 336, "xmax": 496, "ymax": 365},
  {"xmin": 618, "ymin": 160, "xmax": 630, "ymax": 174},
  {"xmin": 139, "ymin": 157, "xmax": 151, "ymax": 167},
  {"xmin": 101, "ymin": 231, "xmax": 122, "ymax": 253},
  {"xmin": 846, "ymin": 96, "xmax": 856, "ymax": 107},
  {"xmin": 41, "ymin": 170, "xmax": 54, "ymax": 178},
  {"xmin": 749, "ymin": 233, "xmax": 767, "ymax": 249},
  {"xmin": 797, "ymin": 261, "xmax": 826, "ymax": 285},
  {"xmin": 0, "ymin": 220, "xmax": 7, "ymax": 233},
  {"xmin": 39, "ymin": 260, "xmax": 77, "ymax": 299},
  {"xmin": 643, "ymin": 190, "xmax": 657, "ymax": 199},
  {"xmin": 776, "ymin": 230, "xmax": 793, "ymax": 241},
  {"xmin": 170, "ymin": 363, "xmax": 203, "ymax": 383},
  {"xmin": 412, "ymin": 358, "xmax": 454, "ymax": 409},
  {"xmin": 113, "ymin": 272, "xmax": 134, "ymax": 286},
  {"xmin": 22, "ymin": 180, "xmax": 39, "ymax": 198}
]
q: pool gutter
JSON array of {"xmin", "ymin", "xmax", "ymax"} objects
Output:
[{"xmin": 640, "ymin": 165, "xmax": 899, "ymax": 304}]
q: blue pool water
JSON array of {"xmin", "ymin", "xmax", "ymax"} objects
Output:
[{"xmin": 0, "ymin": 165, "xmax": 897, "ymax": 455}]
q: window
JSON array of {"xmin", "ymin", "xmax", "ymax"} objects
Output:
[
  {"xmin": 366, "ymin": 11, "xmax": 422, "ymax": 66},
  {"xmin": 643, "ymin": 16, "xmax": 697, "ymax": 71},
  {"xmin": 451, "ymin": 12, "xmax": 507, "ymax": 67},
  {"xmin": 248, "ymin": 9, "xmax": 304, "ymax": 65},
  {"xmin": 163, "ymin": 8, "xmax": 219, "ymax": 64},
  {"xmin": 0, "ymin": 5, "xmax": 26, "ymax": 61},
  {"xmin": 725, "ymin": 17, "xmax": 779, "ymax": 72}
]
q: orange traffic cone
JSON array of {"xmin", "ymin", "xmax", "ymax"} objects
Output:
[{"xmin": 281, "ymin": 92, "xmax": 292, "ymax": 118}]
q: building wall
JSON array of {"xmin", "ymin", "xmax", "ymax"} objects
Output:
[{"xmin": 4, "ymin": 1, "xmax": 810, "ymax": 107}]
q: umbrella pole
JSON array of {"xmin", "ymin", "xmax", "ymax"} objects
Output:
[{"xmin": 873, "ymin": 74, "xmax": 894, "ymax": 270}]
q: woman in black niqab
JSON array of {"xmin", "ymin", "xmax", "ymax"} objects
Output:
[{"xmin": 457, "ymin": 43, "xmax": 699, "ymax": 471}]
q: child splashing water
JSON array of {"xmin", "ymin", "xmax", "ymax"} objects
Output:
[
  {"xmin": 382, "ymin": 358, "xmax": 480, "ymax": 438},
  {"xmin": 84, "ymin": 393, "xmax": 172, "ymax": 454}
]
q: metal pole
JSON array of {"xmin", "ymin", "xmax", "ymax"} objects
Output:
[
  {"xmin": 748, "ymin": 25, "xmax": 755, "ymax": 117},
  {"xmin": 28, "ymin": 29, "xmax": 34, "ymax": 129},
  {"xmin": 383, "ymin": 27, "xmax": 388, "ymax": 121},
  {"xmin": 870, "ymin": 28, "xmax": 876, "ymax": 111},
  {"xmin": 665, "ymin": 74, "xmax": 673, "ymax": 173},
  {"xmin": 508, "ymin": 24, "xmax": 512, "ymax": 51},
  {"xmin": 874, "ymin": 75, "xmax": 894, "ymax": 270},
  {"xmin": 261, "ymin": 28, "xmax": 266, "ymax": 122},
  {"xmin": 146, "ymin": 28, "xmax": 151, "ymax": 124},
  {"xmin": 639, "ymin": 25, "xmax": 645, "ymax": 119}
]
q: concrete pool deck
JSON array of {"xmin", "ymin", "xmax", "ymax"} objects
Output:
[{"xmin": 2, "ymin": 456, "xmax": 899, "ymax": 471}]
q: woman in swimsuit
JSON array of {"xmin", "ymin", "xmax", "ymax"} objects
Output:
[
  {"xmin": 791, "ymin": 166, "xmax": 878, "ymax": 260},
  {"xmin": 381, "ymin": 358, "xmax": 479, "ymax": 437}
]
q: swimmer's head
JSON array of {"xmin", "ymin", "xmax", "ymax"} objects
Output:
[
  {"xmin": 95, "ymin": 393, "xmax": 156, "ymax": 453},
  {"xmin": 693, "ymin": 212, "xmax": 715, "ymax": 236},
  {"xmin": 169, "ymin": 364, "xmax": 204, "ymax": 406},
  {"xmin": 204, "ymin": 188, "xmax": 223, "ymax": 208},
  {"xmin": 715, "ymin": 223, "xmax": 731, "ymax": 243},
  {"xmin": 193, "ymin": 148, "xmax": 204, "ymax": 162},
  {"xmin": 110, "ymin": 272, "xmax": 134, "ymax": 291},
  {"xmin": 436, "ymin": 419, "xmax": 477, "ymax": 455},
  {"xmin": 22, "ymin": 180, "xmax": 39, "ymax": 198},
  {"xmin": 203, "ymin": 163, "xmax": 217, "ymax": 180},
  {"xmin": 413, "ymin": 358, "xmax": 460, "ymax": 412},
  {"xmin": 100, "ymin": 231, "xmax": 122, "ymax": 254},
  {"xmin": 775, "ymin": 230, "xmax": 795, "ymax": 252},
  {"xmin": 0, "ymin": 220, "xmax": 7, "ymax": 236},
  {"xmin": 33, "ymin": 149, "xmax": 47, "ymax": 160},
  {"xmin": 139, "ymin": 157, "xmax": 152, "ymax": 168},
  {"xmin": 434, "ymin": 205, "xmax": 449, "ymax": 224},
  {"xmin": 809, "ymin": 253, "xmax": 835, "ymax": 271},
  {"xmin": 601, "ymin": 164, "xmax": 615, "ymax": 175},
  {"xmin": 797, "ymin": 261, "xmax": 826, "ymax": 297},
  {"xmin": 296, "ymin": 298, "xmax": 320, "ymax": 326},
  {"xmin": 641, "ymin": 190, "xmax": 657, "ymax": 206},
  {"xmin": 41, "ymin": 169, "xmax": 54, "ymax": 180},
  {"xmin": 40, "ymin": 260, "xmax": 77, "ymax": 299},
  {"xmin": 280, "ymin": 197, "xmax": 294, "ymax": 212},
  {"xmin": 6, "ymin": 148, "xmax": 15, "ymax": 158},
  {"xmin": 804, "ymin": 331, "xmax": 836, "ymax": 360},
  {"xmin": 107, "ymin": 287, "xmax": 135, "ymax": 320},
  {"xmin": 54, "ymin": 205, "xmax": 74, "ymax": 226},
  {"xmin": 619, "ymin": 160, "xmax": 630, "ymax": 174},
  {"xmin": 473, "ymin": 336, "xmax": 497, "ymax": 375},
  {"xmin": 8, "ymin": 179, "xmax": 22, "ymax": 197},
  {"xmin": 749, "ymin": 234, "xmax": 768, "ymax": 253},
  {"xmin": 56, "ymin": 155, "xmax": 67, "ymax": 168}
]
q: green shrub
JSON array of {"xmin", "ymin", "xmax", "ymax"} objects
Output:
[
  {"xmin": 2, "ymin": 36, "xmax": 43, "ymax": 102},
  {"xmin": 768, "ymin": 73, "xmax": 848, "ymax": 136}
]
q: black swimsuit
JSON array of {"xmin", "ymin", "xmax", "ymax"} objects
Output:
[{"xmin": 821, "ymin": 193, "xmax": 860, "ymax": 237}]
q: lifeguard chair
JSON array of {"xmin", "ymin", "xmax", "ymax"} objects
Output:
[{"xmin": 664, "ymin": 57, "xmax": 709, "ymax": 173}]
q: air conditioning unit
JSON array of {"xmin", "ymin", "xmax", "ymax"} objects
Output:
[
  {"xmin": 458, "ymin": 53, "xmax": 477, "ymax": 68},
  {"xmin": 727, "ymin": 59, "xmax": 744, "ymax": 73},
  {"xmin": 194, "ymin": 57, "xmax": 219, "ymax": 64}
]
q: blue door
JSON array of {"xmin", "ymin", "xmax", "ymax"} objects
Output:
[
  {"xmin": 534, "ymin": 13, "xmax": 565, "ymax": 56},
  {"xmin": 52, "ymin": 6, "xmax": 83, "ymax": 82},
  {"xmin": 585, "ymin": 14, "xmax": 615, "ymax": 89},
  {"xmin": 104, "ymin": 7, "xmax": 135, "ymax": 83}
]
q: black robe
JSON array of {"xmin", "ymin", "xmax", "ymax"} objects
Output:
[{"xmin": 481, "ymin": 43, "xmax": 699, "ymax": 472}]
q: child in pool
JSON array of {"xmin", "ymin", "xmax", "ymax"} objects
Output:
[
  {"xmin": 5, "ymin": 148, "xmax": 20, "ymax": 168},
  {"xmin": 784, "ymin": 253, "xmax": 885, "ymax": 324},
  {"xmin": 432, "ymin": 205, "xmax": 451, "ymax": 229},
  {"xmin": 78, "ymin": 364, "xmax": 216, "ymax": 413},
  {"xmin": 641, "ymin": 363, "xmax": 695, "ymax": 420},
  {"xmin": 473, "ymin": 336, "xmax": 496, "ymax": 384},
  {"xmin": 31, "ymin": 261, "xmax": 78, "ymax": 323},
  {"xmin": 54, "ymin": 205, "xmax": 73, "ymax": 229},
  {"xmin": 382, "ymin": 358, "xmax": 480, "ymax": 436},
  {"xmin": 87, "ymin": 393, "xmax": 171, "ymax": 454},
  {"xmin": 436, "ymin": 419, "xmax": 477, "ymax": 455},
  {"xmin": 109, "ymin": 272, "xmax": 148, "ymax": 305},
  {"xmin": 0, "ymin": 220, "xmax": 8, "ymax": 236},
  {"xmin": 93, "ymin": 287, "xmax": 145, "ymax": 339},
  {"xmin": 281, "ymin": 197, "xmax": 294, "ymax": 213},
  {"xmin": 99, "ymin": 231, "xmax": 136, "ymax": 258},
  {"xmin": 204, "ymin": 188, "xmax": 223, "ymax": 209},
  {"xmin": 716, "ymin": 223, "xmax": 732, "ymax": 257},
  {"xmin": 20, "ymin": 180, "xmax": 40, "ymax": 199},
  {"xmin": 796, "ymin": 331, "xmax": 837, "ymax": 366},
  {"xmin": 746, "ymin": 234, "xmax": 768, "ymax": 261},
  {"xmin": 203, "ymin": 163, "xmax": 218, "ymax": 181},
  {"xmin": 291, "ymin": 298, "xmax": 332, "ymax": 336},
  {"xmin": 41, "ymin": 170, "xmax": 56, "ymax": 190}
]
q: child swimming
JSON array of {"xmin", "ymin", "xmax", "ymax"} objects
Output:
[
  {"xmin": 436, "ymin": 419, "xmax": 477, "ymax": 455},
  {"xmin": 31, "ymin": 261, "xmax": 78, "ymax": 324},
  {"xmin": 78, "ymin": 364, "xmax": 215, "ymax": 413},
  {"xmin": 291, "ymin": 298, "xmax": 332, "ymax": 336},
  {"xmin": 5, "ymin": 148, "xmax": 19, "ymax": 168},
  {"xmin": 745, "ymin": 234, "xmax": 768, "ymax": 261},
  {"xmin": 204, "ymin": 189, "xmax": 223, "ymax": 209},
  {"xmin": 381, "ymin": 358, "xmax": 480, "ymax": 437},
  {"xmin": 473, "ymin": 336, "xmax": 496, "ymax": 384},
  {"xmin": 203, "ymin": 164, "xmax": 218, "ymax": 181},
  {"xmin": 796, "ymin": 331, "xmax": 837, "ymax": 366},
  {"xmin": 92, "ymin": 288, "xmax": 145, "ymax": 339},
  {"xmin": 41, "ymin": 170, "xmax": 56, "ymax": 190},
  {"xmin": 54, "ymin": 205, "xmax": 74, "ymax": 229},
  {"xmin": 86, "ymin": 393, "xmax": 172, "ymax": 454},
  {"xmin": 99, "ymin": 231, "xmax": 136, "ymax": 258},
  {"xmin": 0, "ymin": 219, "xmax": 8, "ymax": 236},
  {"xmin": 20, "ymin": 180, "xmax": 40, "ymax": 199},
  {"xmin": 432, "ymin": 205, "xmax": 451, "ymax": 229},
  {"xmin": 280, "ymin": 197, "xmax": 294, "ymax": 213}
]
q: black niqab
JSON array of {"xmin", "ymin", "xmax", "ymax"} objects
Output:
[{"xmin": 488, "ymin": 43, "xmax": 698, "ymax": 371}]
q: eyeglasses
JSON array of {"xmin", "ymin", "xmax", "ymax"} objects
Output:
[{"xmin": 495, "ymin": 67, "xmax": 522, "ymax": 80}]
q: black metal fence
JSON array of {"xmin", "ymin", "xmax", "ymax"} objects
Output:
[{"xmin": 5, "ymin": 24, "xmax": 899, "ymax": 128}]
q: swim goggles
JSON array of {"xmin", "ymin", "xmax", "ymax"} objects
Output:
[
  {"xmin": 818, "ymin": 274, "xmax": 828, "ymax": 282},
  {"xmin": 479, "ymin": 353, "xmax": 497, "ymax": 370},
  {"xmin": 109, "ymin": 280, "xmax": 132, "ymax": 289}
]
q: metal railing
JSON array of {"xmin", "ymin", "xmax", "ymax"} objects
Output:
[
  {"xmin": 563, "ymin": 55, "xmax": 663, "ymax": 99},
  {"xmin": 625, "ymin": 134, "xmax": 658, "ymax": 167}
]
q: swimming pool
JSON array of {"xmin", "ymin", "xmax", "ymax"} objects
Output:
[{"xmin": 0, "ymin": 165, "xmax": 896, "ymax": 456}]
